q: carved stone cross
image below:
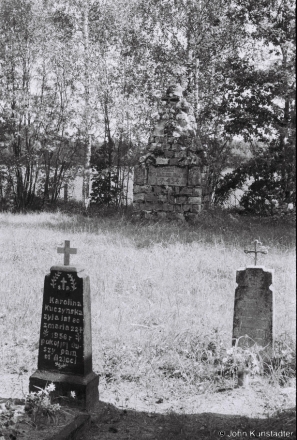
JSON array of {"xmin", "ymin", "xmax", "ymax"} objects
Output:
[
  {"xmin": 57, "ymin": 240, "xmax": 77, "ymax": 265},
  {"xmin": 244, "ymin": 239, "xmax": 268, "ymax": 266},
  {"xmin": 60, "ymin": 277, "xmax": 67, "ymax": 290}
]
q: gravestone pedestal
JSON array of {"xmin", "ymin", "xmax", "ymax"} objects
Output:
[
  {"xmin": 29, "ymin": 370, "xmax": 98, "ymax": 410},
  {"xmin": 29, "ymin": 265, "xmax": 99, "ymax": 410},
  {"xmin": 232, "ymin": 266, "xmax": 274, "ymax": 357}
]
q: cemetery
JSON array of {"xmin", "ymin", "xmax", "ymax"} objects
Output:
[
  {"xmin": 0, "ymin": 0, "xmax": 295, "ymax": 439},
  {"xmin": 0, "ymin": 210, "xmax": 295, "ymax": 439}
]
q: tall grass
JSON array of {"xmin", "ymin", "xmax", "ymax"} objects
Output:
[{"xmin": 0, "ymin": 209, "xmax": 295, "ymax": 412}]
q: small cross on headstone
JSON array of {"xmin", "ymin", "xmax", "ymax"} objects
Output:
[
  {"xmin": 57, "ymin": 240, "xmax": 77, "ymax": 265},
  {"xmin": 244, "ymin": 239, "xmax": 268, "ymax": 266},
  {"xmin": 60, "ymin": 277, "xmax": 67, "ymax": 290}
]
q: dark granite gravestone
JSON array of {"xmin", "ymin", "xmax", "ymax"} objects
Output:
[
  {"xmin": 232, "ymin": 241, "xmax": 274, "ymax": 357},
  {"xmin": 29, "ymin": 241, "xmax": 99, "ymax": 409}
]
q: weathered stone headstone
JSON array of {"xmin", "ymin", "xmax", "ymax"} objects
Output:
[
  {"xmin": 29, "ymin": 241, "xmax": 99, "ymax": 409},
  {"xmin": 133, "ymin": 84, "xmax": 209, "ymax": 220},
  {"xmin": 232, "ymin": 240, "xmax": 274, "ymax": 356}
]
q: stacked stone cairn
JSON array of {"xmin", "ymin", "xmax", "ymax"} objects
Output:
[{"xmin": 133, "ymin": 84, "xmax": 209, "ymax": 220}]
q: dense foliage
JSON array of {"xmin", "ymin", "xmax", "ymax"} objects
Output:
[
  {"xmin": 0, "ymin": 0, "xmax": 295, "ymax": 212},
  {"xmin": 215, "ymin": 0, "xmax": 296, "ymax": 213}
]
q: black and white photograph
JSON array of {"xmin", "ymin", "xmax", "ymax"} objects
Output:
[{"xmin": 0, "ymin": 0, "xmax": 295, "ymax": 439}]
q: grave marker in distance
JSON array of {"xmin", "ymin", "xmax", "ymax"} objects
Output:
[
  {"xmin": 29, "ymin": 241, "xmax": 99, "ymax": 409},
  {"xmin": 232, "ymin": 240, "xmax": 274, "ymax": 357}
]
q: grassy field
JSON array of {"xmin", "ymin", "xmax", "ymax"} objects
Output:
[{"xmin": 0, "ymin": 208, "xmax": 295, "ymax": 419}]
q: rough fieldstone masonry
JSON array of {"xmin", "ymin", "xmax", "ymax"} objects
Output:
[{"xmin": 133, "ymin": 84, "xmax": 209, "ymax": 220}]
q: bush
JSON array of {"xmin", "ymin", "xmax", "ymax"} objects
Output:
[{"xmin": 215, "ymin": 144, "xmax": 296, "ymax": 215}]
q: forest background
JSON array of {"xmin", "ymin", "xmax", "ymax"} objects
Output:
[{"xmin": 0, "ymin": 0, "xmax": 295, "ymax": 214}]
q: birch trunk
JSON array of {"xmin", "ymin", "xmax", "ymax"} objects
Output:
[{"xmin": 82, "ymin": 0, "xmax": 92, "ymax": 209}]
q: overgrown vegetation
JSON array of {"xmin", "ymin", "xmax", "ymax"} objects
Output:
[
  {"xmin": 0, "ymin": 0, "xmax": 295, "ymax": 211},
  {"xmin": 214, "ymin": 144, "xmax": 296, "ymax": 214},
  {"xmin": 0, "ymin": 210, "xmax": 295, "ymax": 418},
  {"xmin": 0, "ymin": 383, "xmax": 77, "ymax": 439}
]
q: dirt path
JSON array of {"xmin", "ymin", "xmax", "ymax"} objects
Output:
[
  {"xmin": 0, "ymin": 374, "xmax": 295, "ymax": 440},
  {"xmin": 83, "ymin": 401, "xmax": 296, "ymax": 440},
  {"xmin": 82, "ymin": 379, "xmax": 296, "ymax": 440}
]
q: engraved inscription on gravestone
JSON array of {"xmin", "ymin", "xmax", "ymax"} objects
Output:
[
  {"xmin": 38, "ymin": 269, "xmax": 89, "ymax": 375},
  {"xmin": 148, "ymin": 166, "xmax": 187, "ymax": 186}
]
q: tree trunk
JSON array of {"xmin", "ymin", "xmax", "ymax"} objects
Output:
[
  {"xmin": 194, "ymin": 57, "xmax": 200, "ymax": 123},
  {"xmin": 279, "ymin": 42, "xmax": 292, "ymax": 203},
  {"xmin": 82, "ymin": 0, "xmax": 92, "ymax": 209}
]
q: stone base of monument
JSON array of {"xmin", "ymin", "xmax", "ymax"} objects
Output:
[{"xmin": 29, "ymin": 370, "xmax": 99, "ymax": 410}]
